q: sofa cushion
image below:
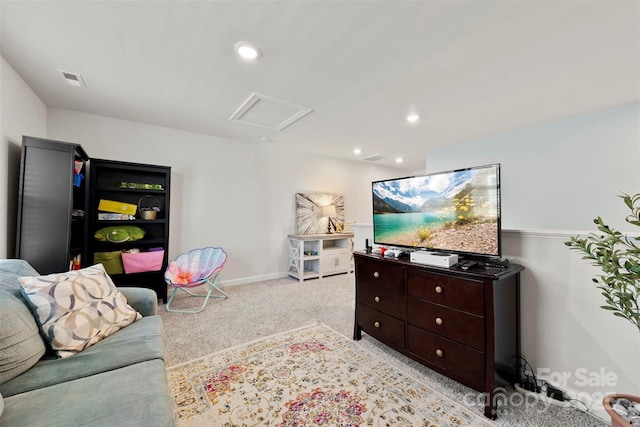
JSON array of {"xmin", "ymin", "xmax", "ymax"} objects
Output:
[
  {"xmin": 0, "ymin": 359, "xmax": 175, "ymax": 427},
  {"xmin": 0, "ymin": 315, "xmax": 165, "ymax": 397},
  {"xmin": 18, "ymin": 264, "xmax": 141, "ymax": 358},
  {"xmin": 0, "ymin": 260, "xmax": 46, "ymax": 385},
  {"xmin": 118, "ymin": 287, "xmax": 159, "ymax": 317}
]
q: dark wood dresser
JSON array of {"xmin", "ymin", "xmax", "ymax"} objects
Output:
[{"xmin": 353, "ymin": 251, "xmax": 524, "ymax": 419}]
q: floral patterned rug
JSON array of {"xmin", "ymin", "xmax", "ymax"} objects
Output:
[{"xmin": 167, "ymin": 323, "xmax": 495, "ymax": 426}]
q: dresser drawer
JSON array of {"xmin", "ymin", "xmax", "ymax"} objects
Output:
[
  {"xmin": 407, "ymin": 270, "xmax": 484, "ymax": 316},
  {"xmin": 355, "ymin": 257, "xmax": 405, "ymax": 292},
  {"xmin": 357, "ymin": 281, "xmax": 406, "ymax": 318},
  {"xmin": 357, "ymin": 303, "xmax": 405, "ymax": 348},
  {"xmin": 407, "ymin": 325, "xmax": 484, "ymax": 391},
  {"xmin": 408, "ymin": 298, "xmax": 484, "ymax": 351}
]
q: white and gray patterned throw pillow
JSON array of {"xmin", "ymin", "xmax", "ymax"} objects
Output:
[{"xmin": 19, "ymin": 264, "xmax": 141, "ymax": 358}]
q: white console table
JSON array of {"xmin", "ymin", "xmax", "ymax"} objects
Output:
[{"xmin": 287, "ymin": 233, "xmax": 354, "ymax": 282}]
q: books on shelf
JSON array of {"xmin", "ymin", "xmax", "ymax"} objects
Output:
[{"xmin": 98, "ymin": 213, "xmax": 135, "ymax": 221}]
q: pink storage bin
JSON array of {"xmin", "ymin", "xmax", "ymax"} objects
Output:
[{"xmin": 121, "ymin": 250, "xmax": 164, "ymax": 274}]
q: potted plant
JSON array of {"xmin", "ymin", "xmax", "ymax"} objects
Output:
[{"xmin": 565, "ymin": 193, "xmax": 640, "ymax": 426}]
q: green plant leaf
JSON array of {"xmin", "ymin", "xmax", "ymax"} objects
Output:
[{"xmin": 567, "ymin": 193, "xmax": 640, "ymax": 333}]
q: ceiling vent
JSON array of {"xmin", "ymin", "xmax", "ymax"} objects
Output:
[
  {"xmin": 361, "ymin": 154, "xmax": 387, "ymax": 162},
  {"xmin": 229, "ymin": 93, "xmax": 313, "ymax": 131},
  {"xmin": 57, "ymin": 69, "xmax": 85, "ymax": 87}
]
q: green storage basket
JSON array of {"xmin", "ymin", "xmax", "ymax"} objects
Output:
[{"xmin": 93, "ymin": 251, "xmax": 124, "ymax": 275}]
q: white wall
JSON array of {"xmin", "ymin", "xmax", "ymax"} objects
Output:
[
  {"xmin": 46, "ymin": 108, "xmax": 400, "ymax": 284},
  {"xmin": 427, "ymin": 102, "xmax": 640, "ymax": 421},
  {"xmin": 0, "ymin": 56, "xmax": 47, "ymax": 258},
  {"xmin": 425, "ymin": 101, "xmax": 640, "ymax": 232}
]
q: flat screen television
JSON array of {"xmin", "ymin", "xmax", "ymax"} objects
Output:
[{"xmin": 372, "ymin": 164, "xmax": 501, "ymax": 258}]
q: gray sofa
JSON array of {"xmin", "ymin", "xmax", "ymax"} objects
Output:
[{"xmin": 0, "ymin": 259, "xmax": 175, "ymax": 426}]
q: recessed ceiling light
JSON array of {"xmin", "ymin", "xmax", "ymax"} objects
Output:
[
  {"xmin": 234, "ymin": 41, "xmax": 261, "ymax": 60},
  {"xmin": 353, "ymin": 148, "xmax": 362, "ymax": 155},
  {"xmin": 259, "ymin": 136, "xmax": 272, "ymax": 143},
  {"xmin": 406, "ymin": 114, "xmax": 420, "ymax": 123},
  {"xmin": 396, "ymin": 157, "xmax": 404, "ymax": 163}
]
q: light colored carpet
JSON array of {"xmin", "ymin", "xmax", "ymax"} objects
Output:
[
  {"xmin": 168, "ymin": 323, "xmax": 495, "ymax": 426},
  {"xmin": 159, "ymin": 273, "xmax": 606, "ymax": 427}
]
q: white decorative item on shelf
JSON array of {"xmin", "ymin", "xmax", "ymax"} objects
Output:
[
  {"xmin": 410, "ymin": 251, "xmax": 459, "ymax": 268},
  {"xmin": 352, "ymin": 223, "xmax": 373, "ymax": 251}
]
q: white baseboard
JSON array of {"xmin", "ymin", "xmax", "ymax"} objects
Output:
[{"xmin": 219, "ymin": 272, "xmax": 288, "ymax": 287}]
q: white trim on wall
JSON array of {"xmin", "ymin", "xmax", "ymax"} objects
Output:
[{"xmin": 505, "ymin": 228, "xmax": 639, "ymax": 239}]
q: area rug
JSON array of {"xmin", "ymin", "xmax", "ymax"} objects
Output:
[{"xmin": 167, "ymin": 323, "xmax": 495, "ymax": 426}]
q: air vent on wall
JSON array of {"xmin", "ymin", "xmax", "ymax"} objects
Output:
[
  {"xmin": 361, "ymin": 154, "xmax": 387, "ymax": 162},
  {"xmin": 229, "ymin": 93, "xmax": 313, "ymax": 131},
  {"xmin": 57, "ymin": 69, "xmax": 86, "ymax": 87}
]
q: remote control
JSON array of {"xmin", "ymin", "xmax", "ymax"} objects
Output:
[{"xmin": 460, "ymin": 261, "xmax": 478, "ymax": 270}]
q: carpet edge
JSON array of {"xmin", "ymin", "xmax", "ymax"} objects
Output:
[{"xmin": 166, "ymin": 321, "xmax": 324, "ymax": 370}]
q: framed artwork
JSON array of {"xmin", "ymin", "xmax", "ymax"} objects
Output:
[{"xmin": 295, "ymin": 193, "xmax": 345, "ymax": 234}]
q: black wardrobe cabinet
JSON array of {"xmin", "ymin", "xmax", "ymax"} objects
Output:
[{"xmin": 15, "ymin": 136, "xmax": 89, "ymax": 275}]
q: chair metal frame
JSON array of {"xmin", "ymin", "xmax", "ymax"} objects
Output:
[
  {"xmin": 164, "ymin": 247, "xmax": 228, "ymax": 314},
  {"xmin": 165, "ymin": 274, "xmax": 228, "ymax": 314}
]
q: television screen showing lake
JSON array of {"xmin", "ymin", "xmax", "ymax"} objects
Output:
[
  {"xmin": 374, "ymin": 212, "xmax": 456, "ymax": 240},
  {"xmin": 372, "ymin": 165, "xmax": 501, "ymax": 256}
]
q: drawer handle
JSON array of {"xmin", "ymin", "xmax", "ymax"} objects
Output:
[
  {"xmin": 374, "ymin": 296, "xmax": 381, "ymax": 303},
  {"xmin": 435, "ymin": 317, "xmax": 443, "ymax": 326},
  {"xmin": 436, "ymin": 349, "xmax": 444, "ymax": 358},
  {"xmin": 435, "ymin": 285, "xmax": 443, "ymax": 294},
  {"xmin": 374, "ymin": 321, "xmax": 380, "ymax": 328},
  {"xmin": 373, "ymin": 272, "xmax": 379, "ymax": 278}
]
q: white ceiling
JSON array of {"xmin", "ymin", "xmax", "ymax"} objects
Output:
[{"xmin": 2, "ymin": 1, "xmax": 639, "ymax": 172}]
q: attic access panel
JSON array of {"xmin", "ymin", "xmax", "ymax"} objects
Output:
[{"xmin": 229, "ymin": 93, "xmax": 313, "ymax": 131}]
